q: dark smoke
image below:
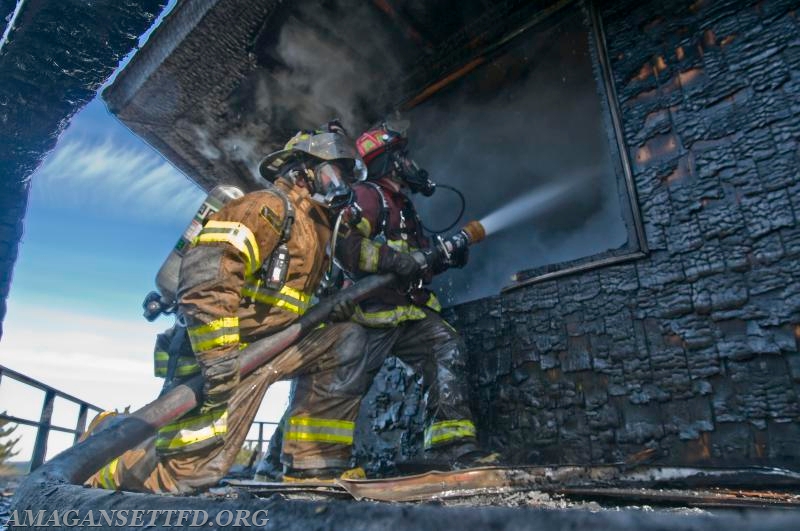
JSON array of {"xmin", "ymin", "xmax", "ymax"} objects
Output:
[{"xmin": 407, "ymin": 8, "xmax": 631, "ymax": 305}]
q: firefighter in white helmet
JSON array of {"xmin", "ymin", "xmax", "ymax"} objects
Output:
[{"xmin": 87, "ymin": 124, "xmax": 370, "ymax": 493}]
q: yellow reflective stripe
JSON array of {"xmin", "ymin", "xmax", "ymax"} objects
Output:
[
  {"xmin": 353, "ymin": 304, "xmax": 427, "ymax": 326},
  {"xmin": 277, "ymin": 285, "xmax": 310, "ymax": 304},
  {"xmin": 284, "ymin": 432, "xmax": 353, "ymax": 444},
  {"xmin": 289, "ymin": 417, "xmax": 355, "ymax": 430},
  {"xmin": 187, "ymin": 317, "xmax": 239, "ymax": 353},
  {"xmin": 359, "ymin": 239, "xmax": 380, "ymax": 272},
  {"xmin": 189, "ymin": 316, "xmax": 239, "ymax": 336},
  {"xmin": 285, "ymin": 416, "xmax": 354, "ymax": 445},
  {"xmin": 241, "ymin": 283, "xmax": 312, "ymax": 315},
  {"xmin": 189, "ymin": 334, "xmax": 239, "ymax": 352},
  {"xmin": 155, "ymin": 352, "xmax": 199, "ymax": 378},
  {"xmin": 175, "ymin": 356, "xmax": 200, "ymax": 376},
  {"xmin": 154, "ymin": 350, "xmax": 169, "ymax": 377},
  {"xmin": 354, "ymin": 217, "xmax": 372, "ymax": 237},
  {"xmin": 425, "ymin": 293, "xmax": 442, "ymax": 312},
  {"xmin": 97, "ymin": 458, "xmax": 119, "ymax": 490},
  {"xmin": 156, "ymin": 409, "xmax": 227, "ymax": 451},
  {"xmin": 196, "ymin": 221, "xmax": 260, "ymax": 275},
  {"xmin": 424, "ymin": 420, "xmax": 476, "ymax": 448},
  {"xmin": 386, "ymin": 239, "xmax": 412, "ymax": 253}
]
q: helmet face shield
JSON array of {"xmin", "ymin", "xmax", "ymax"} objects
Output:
[
  {"xmin": 259, "ymin": 130, "xmax": 366, "ymax": 182},
  {"xmin": 301, "ymin": 132, "xmax": 360, "ymax": 162},
  {"xmin": 310, "ymin": 161, "xmax": 356, "ymax": 211}
]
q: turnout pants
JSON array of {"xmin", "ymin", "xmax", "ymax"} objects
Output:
[
  {"xmin": 281, "ymin": 310, "xmax": 476, "ymax": 471},
  {"xmin": 86, "ymin": 322, "xmax": 366, "ymax": 494}
]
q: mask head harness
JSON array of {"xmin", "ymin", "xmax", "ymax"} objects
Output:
[{"xmin": 356, "ymin": 121, "xmax": 436, "ymax": 197}]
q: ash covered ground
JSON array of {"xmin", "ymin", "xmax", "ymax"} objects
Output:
[{"xmin": 0, "ymin": 474, "xmax": 22, "ymax": 531}]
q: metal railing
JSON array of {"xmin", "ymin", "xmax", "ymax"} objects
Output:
[
  {"xmin": 0, "ymin": 364, "xmax": 104, "ymax": 470},
  {"xmin": 243, "ymin": 420, "xmax": 280, "ymax": 457}
]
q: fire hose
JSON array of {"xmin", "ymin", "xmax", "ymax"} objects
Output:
[{"xmin": 26, "ymin": 221, "xmax": 487, "ymax": 487}]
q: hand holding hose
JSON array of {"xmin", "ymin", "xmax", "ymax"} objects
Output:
[
  {"xmin": 329, "ymin": 298, "xmax": 356, "ymax": 322},
  {"xmin": 384, "ymin": 251, "xmax": 422, "ymax": 284},
  {"xmin": 198, "ymin": 353, "xmax": 240, "ymax": 414}
]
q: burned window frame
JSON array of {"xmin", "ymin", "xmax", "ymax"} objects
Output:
[{"xmin": 399, "ymin": 0, "xmax": 648, "ymax": 294}]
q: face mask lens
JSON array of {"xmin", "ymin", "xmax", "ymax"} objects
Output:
[
  {"xmin": 312, "ymin": 162, "xmax": 354, "ymax": 210},
  {"xmin": 315, "ymin": 162, "xmax": 346, "ymax": 191}
]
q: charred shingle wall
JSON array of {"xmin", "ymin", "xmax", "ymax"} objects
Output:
[
  {"xmin": 354, "ymin": 0, "xmax": 800, "ymax": 472},
  {"xmin": 444, "ymin": 0, "xmax": 800, "ymax": 468},
  {"xmin": 0, "ymin": 0, "xmax": 166, "ymax": 339}
]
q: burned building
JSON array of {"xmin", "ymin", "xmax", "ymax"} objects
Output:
[{"xmin": 102, "ymin": 0, "xmax": 800, "ymax": 472}]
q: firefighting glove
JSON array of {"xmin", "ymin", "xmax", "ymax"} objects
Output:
[
  {"xmin": 329, "ymin": 298, "xmax": 356, "ymax": 322},
  {"xmin": 199, "ymin": 354, "xmax": 240, "ymax": 414},
  {"xmin": 384, "ymin": 251, "xmax": 422, "ymax": 283}
]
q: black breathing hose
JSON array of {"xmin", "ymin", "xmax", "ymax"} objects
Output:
[{"xmin": 422, "ymin": 184, "xmax": 466, "ymax": 234}]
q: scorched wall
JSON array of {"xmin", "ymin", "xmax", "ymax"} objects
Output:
[{"xmin": 356, "ymin": 0, "xmax": 800, "ymax": 471}]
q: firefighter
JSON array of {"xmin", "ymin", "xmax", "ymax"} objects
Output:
[
  {"xmin": 256, "ymin": 120, "xmax": 495, "ymax": 478},
  {"xmin": 87, "ymin": 125, "xmax": 368, "ymax": 494}
]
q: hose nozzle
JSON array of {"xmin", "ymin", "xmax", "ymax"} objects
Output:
[
  {"xmin": 443, "ymin": 220, "xmax": 486, "ymax": 254},
  {"xmin": 460, "ymin": 220, "xmax": 486, "ymax": 244},
  {"xmin": 412, "ymin": 220, "xmax": 487, "ymax": 275}
]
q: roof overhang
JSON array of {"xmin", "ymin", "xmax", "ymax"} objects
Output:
[{"xmin": 103, "ymin": 0, "xmax": 566, "ymax": 192}]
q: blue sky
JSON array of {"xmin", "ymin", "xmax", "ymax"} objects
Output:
[{"xmin": 0, "ymin": 3, "xmax": 287, "ymax": 462}]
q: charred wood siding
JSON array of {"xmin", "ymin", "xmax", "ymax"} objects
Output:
[
  {"xmin": 355, "ymin": 0, "xmax": 800, "ymax": 472},
  {"xmin": 445, "ymin": 0, "xmax": 800, "ymax": 468},
  {"xmin": 0, "ymin": 0, "xmax": 166, "ymax": 338}
]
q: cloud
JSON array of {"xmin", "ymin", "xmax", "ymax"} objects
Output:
[
  {"xmin": 32, "ymin": 136, "xmax": 205, "ymax": 222},
  {"xmin": 0, "ymin": 303, "xmax": 165, "ymax": 407},
  {"xmin": 0, "ymin": 302, "xmax": 290, "ymax": 457}
]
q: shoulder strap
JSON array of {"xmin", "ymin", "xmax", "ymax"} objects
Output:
[
  {"xmin": 255, "ymin": 187, "xmax": 295, "ymax": 291},
  {"xmin": 265, "ymin": 186, "xmax": 295, "ymax": 243},
  {"xmin": 402, "ymin": 195, "xmax": 427, "ymax": 241},
  {"xmin": 364, "ymin": 181, "xmax": 389, "ymax": 237}
]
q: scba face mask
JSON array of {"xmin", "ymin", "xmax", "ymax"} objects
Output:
[
  {"xmin": 310, "ymin": 161, "xmax": 356, "ymax": 211},
  {"xmin": 394, "ymin": 151, "xmax": 436, "ymax": 196}
]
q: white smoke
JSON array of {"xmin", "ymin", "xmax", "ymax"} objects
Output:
[
  {"xmin": 264, "ymin": 0, "xmax": 403, "ymax": 132},
  {"xmin": 189, "ymin": 0, "xmax": 404, "ymax": 187}
]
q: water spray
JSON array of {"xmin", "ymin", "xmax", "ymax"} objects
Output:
[{"xmin": 478, "ymin": 179, "xmax": 575, "ymax": 237}]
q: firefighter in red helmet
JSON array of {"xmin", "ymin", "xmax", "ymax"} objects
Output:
[
  {"xmin": 256, "ymin": 119, "xmax": 495, "ymax": 478},
  {"xmin": 339, "ymin": 120, "xmax": 493, "ymax": 468}
]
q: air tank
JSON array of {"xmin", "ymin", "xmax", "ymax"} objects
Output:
[{"xmin": 150, "ymin": 185, "xmax": 244, "ymax": 314}]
